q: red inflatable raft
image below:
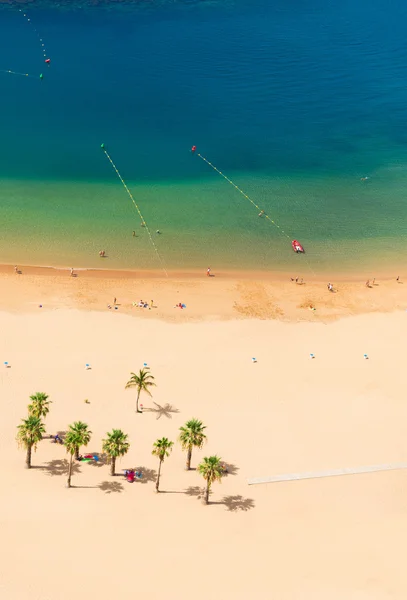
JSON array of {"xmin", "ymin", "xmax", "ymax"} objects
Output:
[{"xmin": 292, "ymin": 240, "xmax": 304, "ymax": 253}]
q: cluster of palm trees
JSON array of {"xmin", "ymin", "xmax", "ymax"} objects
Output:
[{"xmin": 16, "ymin": 368, "xmax": 225, "ymax": 504}]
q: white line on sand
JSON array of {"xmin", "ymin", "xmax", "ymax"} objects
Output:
[{"xmin": 247, "ymin": 463, "xmax": 407, "ymax": 485}]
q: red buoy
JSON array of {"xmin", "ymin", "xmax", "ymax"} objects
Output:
[
  {"xmin": 191, "ymin": 145, "xmax": 196, "ymax": 153},
  {"xmin": 45, "ymin": 58, "xmax": 51, "ymax": 64}
]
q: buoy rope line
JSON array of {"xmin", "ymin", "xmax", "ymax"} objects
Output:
[
  {"xmin": 196, "ymin": 151, "xmax": 321, "ymax": 278},
  {"xmin": 1, "ymin": 8, "xmax": 50, "ymax": 79},
  {"xmin": 18, "ymin": 8, "xmax": 50, "ymax": 63},
  {"xmin": 0, "ymin": 68, "xmax": 38, "ymax": 79},
  {"xmin": 101, "ymin": 146, "xmax": 168, "ymax": 278},
  {"xmin": 193, "ymin": 149, "xmax": 342, "ymax": 323},
  {"xmin": 196, "ymin": 153, "xmax": 292, "ymax": 241}
]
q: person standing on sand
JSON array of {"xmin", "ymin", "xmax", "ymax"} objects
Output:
[
  {"xmin": 132, "ymin": 231, "xmax": 136, "ymax": 237},
  {"xmin": 14, "ymin": 265, "xmax": 18, "ymax": 274},
  {"xmin": 70, "ymin": 268, "xmax": 74, "ymax": 277},
  {"xmin": 113, "ymin": 297, "xmax": 117, "ymax": 305},
  {"xmin": 397, "ymin": 276, "xmax": 400, "ymax": 282},
  {"xmin": 207, "ymin": 267, "xmax": 211, "ymax": 277},
  {"xmin": 366, "ymin": 280, "xmax": 370, "ymax": 288}
]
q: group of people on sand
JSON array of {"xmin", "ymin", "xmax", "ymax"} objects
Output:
[
  {"xmin": 124, "ymin": 469, "xmax": 143, "ymax": 483},
  {"xmin": 290, "ymin": 277, "xmax": 303, "ymax": 284},
  {"xmin": 133, "ymin": 300, "xmax": 151, "ymax": 309}
]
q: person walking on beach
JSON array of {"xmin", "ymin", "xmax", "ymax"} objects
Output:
[
  {"xmin": 113, "ymin": 297, "xmax": 117, "ymax": 305},
  {"xmin": 132, "ymin": 231, "xmax": 136, "ymax": 237},
  {"xmin": 366, "ymin": 280, "xmax": 370, "ymax": 288},
  {"xmin": 397, "ymin": 275, "xmax": 400, "ymax": 282},
  {"xmin": 70, "ymin": 268, "xmax": 74, "ymax": 277},
  {"xmin": 14, "ymin": 265, "xmax": 18, "ymax": 274},
  {"xmin": 207, "ymin": 267, "xmax": 211, "ymax": 277}
]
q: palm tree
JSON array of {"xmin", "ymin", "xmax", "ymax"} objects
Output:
[
  {"xmin": 197, "ymin": 456, "xmax": 223, "ymax": 505},
  {"xmin": 64, "ymin": 430, "xmax": 79, "ymax": 488},
  {"xmin": 64, "ymin": 422, "xmax": 92, "ymax": 488},
  {"xmin": 102, "ymin": 429, "xmax": 130, "ymax": 476},
  {"xmin": 152, "ymin": 437, "xmax": 173, "ymax": 492},
  {"xmin": 178, "ymin": 418, "xmax": 207, "ymax": 470},
  {"xmin": 68, "ymin": 421, "xmax": 92, "ymax": 459},
  {"xmin": 28, "ymin": 392, "xmax": 52, "ymax": 420},
  {"xmin": 16, "ymin": 416, "xmax": 45, "ymax": 469},
  {"xmin": 125, "ymin": 368, "xmax": 156, "ymax": 413}
]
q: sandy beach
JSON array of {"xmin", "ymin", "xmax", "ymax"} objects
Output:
[{"xmin": 1, "ymin": 267, "xmax": 407, "ymax": 599}]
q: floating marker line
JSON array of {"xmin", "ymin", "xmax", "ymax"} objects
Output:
[
  {"xmin": 18, "ymin": 8, "xmax": 49, "ymax": 63},
  {"xmin": 101, "ymin": 146, "xmax": 168, "ymax": 277},
  {"xmin": 196, "ymin": 151, "xmax": 322, "ymax": 279},
  {"xmin": 0, "ymin": 68, "xmax": 37, "ymax": 79},
  {"xmin": 196, "ymin": 152, "xmax": 291, "ymax": 241}
]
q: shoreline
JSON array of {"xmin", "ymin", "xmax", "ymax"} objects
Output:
[
  {"xmin": 0, "ymin": 261, "xmax": 403, "ymax": 284},
  {"xmin": 0, "ymin": 261, "xmax": 405, "ymax": 323}
]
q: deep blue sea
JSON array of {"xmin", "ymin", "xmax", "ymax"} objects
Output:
[{"xmin": 1, "ymin": 0, "xmax": 407, "ymax": 273}]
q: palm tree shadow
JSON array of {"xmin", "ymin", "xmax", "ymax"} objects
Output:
[
  {"xmin": 133, "ymin": 466, "xmax": 157, "ymax": 484},
  {"xmin": 221, "ymin": 463, "xmax": 239, "ymax": 477},
  {"xmin": 184, "ymin": 485, "xmax": 205, "ymax": 500},
  {"xmin": 219, "ymin": 495, "xmax": 255, "ymax": 512},
  {"xmin": 40, "ymin": 458, "xmax": 81, "ymax": 477},
  {"xmin": 98, "ymin": 480, "xmax": 124, "ymax": 494},
  {"xmin": 143, "ymin": 402, "xmax": 179, "ymax": 420},
  {"xmin": 184, "ymin": 487, "xmax": 255, "ymax": 511}
]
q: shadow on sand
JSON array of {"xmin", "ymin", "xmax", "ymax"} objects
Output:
[
  {"xmin": 98, "ymin": 480, "xmax": 124, "ymax": 494},
  {"xmin": 184, "ymin": 487, "xmax": 255, "ymax": 511},
  {"xmin": 133, "ymin": 466, "xmax": 157, "ymax": 484},
  {"xmin": 143, "ymin": 402, "xmax": 179, "ymax": 420},
  {"xmin": 221, "ymin": 463, "xmax": 239, "ymax": 477},
  {"xmin": 37, "ymin": 458, "xmax": 81, "ymax": 477}
]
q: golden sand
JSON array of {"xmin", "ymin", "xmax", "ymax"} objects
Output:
[{"xmin": 1, "ymin": 266, "xmax": 406, "ymax": 599}]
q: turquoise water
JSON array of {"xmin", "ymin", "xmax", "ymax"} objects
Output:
[{"xmin": 1, "ymin": 1, "xmax": 407, "ymax": 274}]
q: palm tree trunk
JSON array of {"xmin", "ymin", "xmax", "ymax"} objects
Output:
[
  {"xmin": 110, "ymin": 457, "xmax": 116, "ymax": 476},
  {"xmin": 186, "ymin": 446, "xmax": 192, "ymax": 470},
  {"xmin": 75, "ymin": 445, "xmax": 79, "ymax": 460},
  {"xmin": 136, "ymin": 389, "xmax": 140, "ymax": 413},
  {"xmin": 204, "ymin": 481, "xmax": 210, "ymax": 505},
  {"xmin": 25, "ymin": 444, "xmax": 32, "ymax": 469},
  {"xmin": 156, "ymin": 459, "xmax": 162, "ymax": 492},
  {"xmin": 66, "ymin": 453, "xmax": 73, "ymax": 488}
]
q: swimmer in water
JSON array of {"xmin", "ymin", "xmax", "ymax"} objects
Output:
[
  {"xmin": 156, "ymin": 230, "xmax": 161, "ymax": 234},
  {"xmin": 360, "ymin": 176, "xmax": 369, "ymax": 182}
]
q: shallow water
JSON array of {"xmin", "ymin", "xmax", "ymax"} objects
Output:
[{"xmin": 1, "ymin": 0, "xmax": 407, "ymax": 274}]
